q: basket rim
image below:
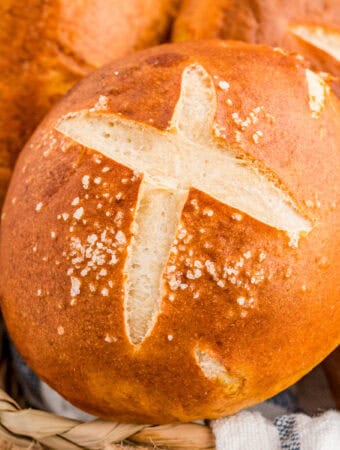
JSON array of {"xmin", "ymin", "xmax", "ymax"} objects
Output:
[{"xmin": 0, "ymin": 387, "xmax": 215, "ymax": 450}]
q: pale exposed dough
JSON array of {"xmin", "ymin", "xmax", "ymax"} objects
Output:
[
  {"xmin": 56, "ymin": 63, "xmax": 311, "ymax": 350},
  {"xmin": 305, "ymin": 68, "xmax": 330, "ymax": 118},
  {"xmin": 290, "ymin": 24, "xmax": 340, "ymax": 61},
  {"xmin": 195, "ymin": 349, "xmax": 241, "ymax": 391},
  {"xmin": 125, "ymin": 184, "xmax": 186, "ymax": 344}
]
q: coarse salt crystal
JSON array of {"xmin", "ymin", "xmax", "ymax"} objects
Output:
[
  {"xmin": 218, "ymin": 80, "xmax": 230, "ymax": 90},
  {"xmin": 70, "ymin": 277, "xmax": 81, "ymax": 297},
  {"xmin": 82, "ymin": 175, "xmax": 90, "ymax": 189},
  {"xmin": 71, "ymin": 197, "xmax": 80, "ymax": 206},
  {"xmin": 73, "ymin": 207, "xmax": 84, "ymax": 220}
]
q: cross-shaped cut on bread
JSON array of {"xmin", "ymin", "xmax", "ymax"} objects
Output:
[{"xmin": 56, "ymin": 63, "xmax": 311, "ymax": 346}]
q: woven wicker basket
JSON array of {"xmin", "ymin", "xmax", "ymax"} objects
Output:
[{"xmin": 0, "ymin": 322, "xmax": 215, "ymax": 450}]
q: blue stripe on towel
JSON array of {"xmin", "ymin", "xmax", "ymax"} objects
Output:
[{"xmin": 274, "ymin": 415, "xmax": 301, "ymax": 450}]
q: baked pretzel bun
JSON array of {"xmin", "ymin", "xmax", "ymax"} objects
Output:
[
  {"xmin": 1, "ymin": 40, "xmax": 339, "ymax": 423},
  {"xmin": 0, "ymin": 0, "xmax": 179, "ymax": 209},
  {"xmin": 172, "ymin": 1, "xmax": 340, "ymax": 87}
]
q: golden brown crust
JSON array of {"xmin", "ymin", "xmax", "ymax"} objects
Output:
[
  {"xmin": 1, "ymin": 41, "xmax": 339, "ymax": 423},
  {"xmin": 0, "ymin": 0, "xmax": 179, "ymax": 209},
  {"xmin": 172, "ymin": 1, "xmax": 340, "ymax": 86}
]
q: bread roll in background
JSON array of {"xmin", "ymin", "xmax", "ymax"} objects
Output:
[
  {"xmin": 0, "ymin": 40, "xmax": 339, "ymax": 423},
  {"xmin": 0, "ymin": 0, "xmax": 179, "ymax": 209},
  {"xmin": 172, "ymin": 0, "xmax": 340, "ymax": 92}
]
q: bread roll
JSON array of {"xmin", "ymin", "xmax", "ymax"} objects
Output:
[
  {"xmin": 0, "ymin": 0, "xmax": 179, "ymax": 209},
  {"xmin": 0, "ymin": 40, "xmax": 339, "ymax": 423},
  {"xmin": 172, "ymin": 0, "xmax": 340, "ymax": 88}
]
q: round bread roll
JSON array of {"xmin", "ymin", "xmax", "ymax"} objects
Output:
[
  {"xmin": 0, "ymin": 0, "xmax": 179, "ymax": 209},
  {"xmin": 0, "ymin": 40, "xmax": 339, "ymax": 423},
  {"xmin": 172, "ymin": 0, "xmax": 340, "ymax": 88}
]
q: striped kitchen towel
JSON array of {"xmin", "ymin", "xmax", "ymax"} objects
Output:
[
  {"xmin": 212, "ymin": 410, "xmax": 340, "ymax": 450},
  {"xmin": 211, "ymin": 363, "xmax": 340, "ymax": 450}
]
